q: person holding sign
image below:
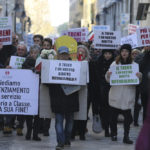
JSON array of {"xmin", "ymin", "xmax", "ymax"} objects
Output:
[
  {"xmin": 48, "ymin": 46, "xmax": 79, "ymax": 149},
  {"xmin": 105, "ymin": 44, "xmax": 142, "ymax": 144},
  {"xmin": 22, "ymin": 45, "xmax": 41, "ymax": 141}
]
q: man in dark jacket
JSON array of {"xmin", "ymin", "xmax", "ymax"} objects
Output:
[{"xmin": 49, "ymin": 46, "xmax": 79, "ymax": 150}]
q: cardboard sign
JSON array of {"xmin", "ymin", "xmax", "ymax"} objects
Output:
[
  {"xmin": 0, "ymin": 69, "xmax": 39, "ymax": 115},
  {"xmin": 92, "ymin": 25, "xmax": 110, "ymax": 32},
  {"xmin": 55, "ymin": 35, "xmax": 77, "ymax": 60},
  {"xmin": 121, "ymin": 33, "xmax": 138, "ymax": 49},
  {"xmin": 128, "ymin": 24, "xmax": 139, "ymax": 35},
  {"xmin": 94, "ymin": 31, "xmax": 121, "ymax": 49},
  {"xmin": 9, "ymin": 56, "xmax": 26, "ymax": 69},
  {"xmin": 0, "ymin": 17, "xmax": 12, "ymax": 45},
  {"xmin": 110, "ymin": 64, "xmax": 139, "ymax": 85},
  {"xmin": 136, "ymin": 27, "xmax": 150, "ymax": 47},
  {"xmin": 41, "ymin": 59, "xmax": 89, "ymax": 85},
  {"xmin": 62, "ymin": 27, "xmax": 89, "ymax": 42}
]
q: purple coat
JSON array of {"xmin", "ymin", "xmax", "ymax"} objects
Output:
[{"xmin": 136, "ymin": 98, "xmax": 150, "ymax": 150}]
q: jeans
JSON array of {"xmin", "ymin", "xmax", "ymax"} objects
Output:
[{"xmin": 55, "ymin": 113, "xmax": 73, "ymax": 145}]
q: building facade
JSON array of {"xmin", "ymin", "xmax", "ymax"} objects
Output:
[{"xmin": 96, "ymin": 0, "xmax": 150, "ymax": 36}]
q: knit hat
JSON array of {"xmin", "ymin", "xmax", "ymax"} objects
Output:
[{"xmin": 120, "ymin": 44, "xmax": 132, "ymax": 53}]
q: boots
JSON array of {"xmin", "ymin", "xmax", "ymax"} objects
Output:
[
  {"xmin": 25, "ymin": 129, "xmax": 32, "ymax": 140},
  {"xmin": 123, "ymin": 136, "xmax": 133, "ymax": 144}
]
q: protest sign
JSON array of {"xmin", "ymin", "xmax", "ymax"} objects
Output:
[
  {"xmin": 92, "ymin": 25, "xmax": 110, "ymax": 32},
  {"xmin": 110, "ymin": 64, "xmax": 139, "ymax": 85},
  {"xmin": 94, "ymin": 30, "xmax": 121, "ymax": 49},
  {"xmin": 136, "ymin": 27, "xmax": 150, "ymax": 47},
  {"xmin": 41, "ymin": 60, "xmax": 88, "ymax": 85},
  {"xmin": 62, "ymin": 27, "xmax": 89, "ymax": 42},
  {"xmin": 0, "ymin": 69, "xmax": 39, "ymax": 115},
  {"xmin": 121, "ymin": 33, "xmax": 138, "ymax": 49},
  {"xmin": 9, "ymin": 56, "xmax": 26, "ymax": 69},
  {"xmin": 128, "ymin": 24, "xmax": 139, "ymax": 35},
  {"xmin": 0, "ymin": 17, "xmax": 12, "ymax": 45},
  {"xmin": 55, "ymin": 35, "xmax": 77, "ymax": 60}
]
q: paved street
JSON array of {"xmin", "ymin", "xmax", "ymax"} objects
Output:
[{"xmin": 0, "ymin": 113, "xmax": 142, "ymax": 150}]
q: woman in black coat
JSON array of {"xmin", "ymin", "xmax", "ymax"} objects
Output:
[{"xmin": 96, "ymin": 49, "xmax": 115, "ymax": 137}]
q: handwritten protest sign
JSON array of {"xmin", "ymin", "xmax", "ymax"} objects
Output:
[
  {"xmin": 9, "ymin": 56, "xmax": 25, "ymax": 69},
  {"xmin": 0, "ymin": 17, "xmax": 12, "ymax": 45},
  {"xmin": 110, "ymin": 64, "xmax": 139, "ymax": 85},
  {"xmin": 94, "ymin": 30, "xmax": 121, "ymax": 49},
  {"xmin": 41, "ymin": 60, "xmax": 88, "ymax": 85},
  {"xmin": 121, "ymin": 33, "xmax": 138, "ymax": 49},
  {"xmin": 0, "ymin": 69, "xmax": 39, "ymax": 115},
  {"xmin": 128, "ymin": 24, "xmax": 139, "ymax": 35},
  {"xmin": 62, "ymin": 27, "xmax": 89, "ymax": 42},
  {"xmin": 136, "ymin": 27, "xmax": 150, "ymax": 47}
]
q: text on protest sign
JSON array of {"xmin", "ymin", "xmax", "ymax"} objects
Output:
[
  {"xmin": 49, "ymin": 60, "xmax": 81, "ymax": 85},
  {"xmin": 110, "ymin": 64, "xmax": 139, "ymax": 85},
  {"xmin": 94, "ymin": 31, "xmax": 121, "ymax": 49},
  {"xmin": 136, "ymin": 27, "xmax": 150, "ymax": 47},
  {"xmin": 9, "ymin": 56, "xmax": 26, "ymax": 69},
  {"xmin": 128, "ymin": 24, "xmax": 139, "ymax": 35},
  {"xmin": 62, "ymin": 27, "xmax": 89, "ymax": 42},
  {"xmin": 0, "ymin": 17, "xmax": 12, "ymax": 45},
  {"xmin": 121, "ymin": 33, "xmax": 138, "ymax": 49},
  {"xmin": 0, "ymin": 69, "xmax": 39, "ymax": 115}
]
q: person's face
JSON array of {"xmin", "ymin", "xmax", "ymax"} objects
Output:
[
  {"xmin": 121, "ymin": 49, "xmax": 129, "ymax": 60},
  {"xmin": 104, "ymin": 52, "xmax": 112, "ymax": 60},
  {"xmin": 34, "ymin": 37, "xmax": 42, "ymax": 46},
  {"xmin": 132, "ymin": 52, "xmax": 139, "ymax": 59},
  {"xmin": 30, "ymin": 51, "xmax": 39, "ymax": 60},
  {"xmin": 43, "ymin": 41, "xmax": 51, "ymax": 50},
  {"xmin": 57, "ymin": 53, "xmax": 69, "ymax": 60},
  {"xmin": 17, "ymin": 45, "xmax": 27, "ymax": 57},
  {"xmin": 77, "ymin": 48, "xmax": 86, "ymax": 60},
  {"xmin": 12, "ymin": 35, "xmax": 18, "ymax": 47}
]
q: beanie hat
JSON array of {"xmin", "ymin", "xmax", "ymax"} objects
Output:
[{"xmin": 120, "ymin": 44, "xmax": 132, "ymax": 53}]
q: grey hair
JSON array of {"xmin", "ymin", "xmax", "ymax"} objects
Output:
[
  {"xmin": 77, "ymin": 45, "xmax": 90, "ymax": 60},
  {"xmin": 17, "ymin": 43, "xmax": 27, "ymax": 51},
  {"xmin": 29, "ymin": 44, "xmax": 41, "ymax": 53}
]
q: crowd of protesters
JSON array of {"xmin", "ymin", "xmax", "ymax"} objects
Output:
[{"xmin": 0, "ymin": 33, "xmax": 150, "ymax": 150}]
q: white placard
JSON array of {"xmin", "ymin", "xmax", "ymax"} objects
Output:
[
  {"xmin": 41, "ymin": 60, "xmax": 88, "ymax": 85},
  {"xmin": 136, "ymin": 27, "xmax": 150, "ymax": 47},
  {"xmin": 49, "ymin": 60, "xmax": 81, "ymax": 84},
  {"xmin": 0, "ymin": 17, "xmax": 12, "ymax": 45},
  {"xmin": 0, "ymin": 69, "xmax": 39, "ymax": 115},
  {"xmin": 110, "ymin": 64, "xmax": 139, "ymax": 85},
  {"xmin": 94, "ymin": 30, "xmax": 121, "ymax": 49},
  {"xmin": 62, "ymin": 27, "xmax": 89, "ymax": 42},
  {"xmin": 9, "ymin": 56, "xmax": 26, "ymax": 69},
  {"xmin": 121, "ymin": 33, "xmax": 138, "ymax": 49}
]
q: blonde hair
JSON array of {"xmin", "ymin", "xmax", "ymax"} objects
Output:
[{"xmin": 132, "ymin": 49, "xmax": 141, "ymax": 55}]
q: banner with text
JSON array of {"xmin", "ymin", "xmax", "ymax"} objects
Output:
[
  {"xmin": 0, "ymin": 17, "xmax": 12, "ymax": 45},
  {"xmin": 0, "ymin": 69, "xmax": 39, "ymax": 115},
  {"xmin": 128, "ymin": 24, "xmax": 139, "ymax": 35},
  {"xmin": 49, "ymin": 60, "xmax": 81, "ymax": 84},
  {"xmin": 92, "ymin": 25, "xmax": 110, "ymax": 32},
  {"xmin": 94, "ymin": 30, "xmax": 121, "ymax": 49},
  {"xmin": 110, "ymin": 64, "xmax": 139, "ymax": 85},
  {"xmin": 62, "ymin": 27, "xmax": 89, "ymax": 42},
  {"xmin": 121, "ymin": 33, "xmax": 138, "ymax": 49},
  {"xmin": 136, "ymin": 27, "xmax": 150, "ymax": 47},
  {"xmin": 9, "ymin": 56, "xmax": 26, "ymax": 69}
]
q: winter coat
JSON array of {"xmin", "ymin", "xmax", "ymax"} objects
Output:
[
  {"xmin": 139, "ymin": 51, "xmax": 150, "ymax": 95},
  {"xmin": 105, "ymin": 61, "xmax": 138, "ymax": 110},
  {"xmin": 49, "ymin": 84, "xmax": 79, "ymax": 114},
  {"xmin": 0, "ymin": 45, "xmax": 17, "ymax": 66},
  {"xmin": 22, "ymin": 56, "xmax": 36, "ymax": 69}
]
